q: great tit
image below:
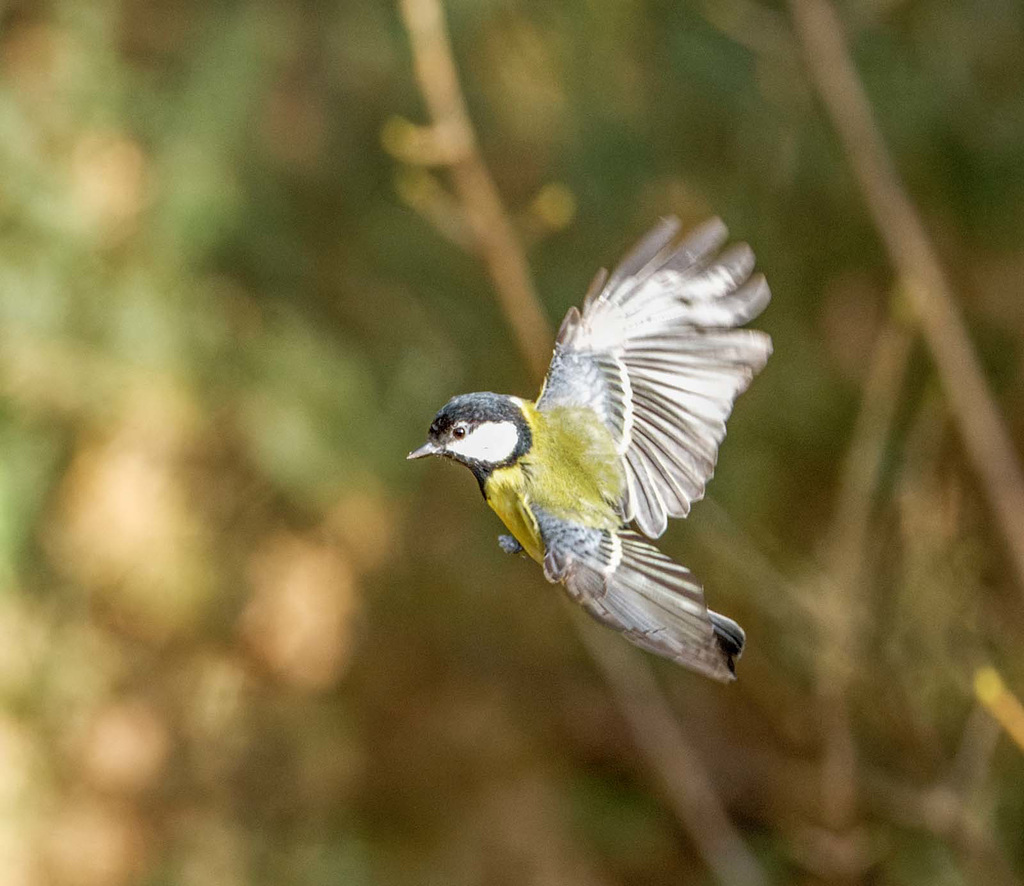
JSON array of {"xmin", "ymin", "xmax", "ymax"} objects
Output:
[{"xmin": 408, "ymin": 217, "xmax": 771, "ymax": 681}]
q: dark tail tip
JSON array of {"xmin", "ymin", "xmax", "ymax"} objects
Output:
[{"xmin": 710, "ymin": 611, "xmax": 745, "ymax": 677}]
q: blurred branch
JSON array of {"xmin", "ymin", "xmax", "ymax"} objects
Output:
[
  {"xmin": 391, "ymin": 165, "xmax": 474, "ymax": 251},
  {"xmin": 788, "ymin": 0, "xmax": 1024, "ymax": 598},
  {"xmin": 698, "ymin": 0, "xmax": 797, "ymax": 65},
  {"xmin": 697, "ymin": 726, "xmax": 1017, "ymax": 886},
  {"xmin": 948, "ymin": 702, "xmax": 1002, "ymax": 796},
  {"xmin": 395, "ymin": 0, "xmax": 551, "ymax": 382},
  {"xmin": 701, "ymin": 323, "xmax": 908, "ymax": 860},
  {"xmin": 573, "ymin": 615, "xmax": 770, "ymax": 886},
  {"xmin": 863, "ymin": 756, "xmax": 1021, "ymax": 886},
  {"xmin": 823, "ymin": 320, "xmax": 912, "ymax": 661},
  {"xmin": 395, "ymin": 2, "xmax": 768, "ymax": 883},
  {"xmin": 699, "ymin": 497, "xmax": 805, "ymax": 613},
  {"xmin": 786, "ymin": 2, "xmax": 1022, "ymax": 867},
  {"xmin": 815, "ymin": 319, "xmax": 913, "ymax": 856}
]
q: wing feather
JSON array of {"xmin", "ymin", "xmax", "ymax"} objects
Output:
[
  {"xmin": 538, "ymin": 217, "xmax": 772, "ymax": 537},
  {"xmin": 561, "ymin": 529, "xmax": 742, "ymax": 681}
]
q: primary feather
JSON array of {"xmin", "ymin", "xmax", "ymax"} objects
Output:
[{"xmin": 537, "ymin": 217, "xmax": 772, "ymax": 538}]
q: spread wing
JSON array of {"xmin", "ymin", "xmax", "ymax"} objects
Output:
[
  {"xmin": 557, "ymin": 528, "xmax": 744, "ymax": 682},
  {"xmin": 536, "ymin": 217, "xmax": 772, "ymax": 538}
]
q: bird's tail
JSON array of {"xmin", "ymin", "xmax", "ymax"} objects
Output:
[
  {"xmin": 561, "ymin": 528, "xmax": 745, "ymax": 682},
  {"xmin": 708, "ymin": 610, "xmax": 745, "ymax": 677}
]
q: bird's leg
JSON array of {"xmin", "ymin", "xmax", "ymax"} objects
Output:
[{"xmin": 498, "ymin": 534, "xmax": 524, "ymax": 555}]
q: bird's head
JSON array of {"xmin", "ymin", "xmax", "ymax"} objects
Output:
[{"xmin": 407, "ymin": 392, "xmax": 532, "ymax": 480}]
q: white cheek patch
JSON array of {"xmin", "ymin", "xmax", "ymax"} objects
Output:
[{"xmin": 447, "ymin": 421, "xmax": 519, "ymax": 463}]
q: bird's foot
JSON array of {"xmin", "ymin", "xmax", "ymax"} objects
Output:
[{"xmin": 498, "ymin": 535, "xmax": 524, "ymax": 555}]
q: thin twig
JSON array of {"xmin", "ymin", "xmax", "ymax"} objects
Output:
[
  {"xmin": 700, "ymin": 321, "xmax": 907, "ymax": 861},
  {"xmin": 397, "ymin": 0, "xmax": 552, "ymax": 382},
  {"xmin": 816, "ymin": 320, "xmax": 913, "ymax": 847},
  {"xmin": 862, "ymin": 765, "xmax": 1022, "ymax": 886},
  {"xmin": 395, "ymin": 1, "xmax": 768, "ymax": 883},
  {"xmin": 788, "ymin": 0, "xmax": 1024, "ymax": 598},
  {"xmin": 698, "ymin": 497, "xmax": 806, "ymax": 614},
  {"xmin": 786, "ymin": 7, "xmax": 1019, "ymax": 878},
  {"xmin": 573, "ymin": 613, "xmax": 769, "ymax": 886},
  {"xmin": 823, "ymin": 321, "xmax": 913, "ymax": 637},
  {"xmin": 948, "ymin": 701, "xmax": 1002, "ymax": 794}
]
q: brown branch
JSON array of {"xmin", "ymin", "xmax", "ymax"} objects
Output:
[
  {"xmin": 816, "ymin": 320, "xmax": 913, "ymax": 846},
  {"xmin": 823, "ymin": 320, "xmax": 913, "ymax": 637},
  {"xmin": 785, "ymin": 9, "xmax": 1021, "ymax": 877},
  {"xmin": 704, "ymin": 318, "xmax": 914, "ymax": 879},
  {"xmin": 396, "ymin": 2, "xmax": 768, "ymax": 883},
  {"xmin": 573, "ymin": 613, "xmax": 769, "ymax": 886},
  {"xmin": 397, "ymin": 0, "xmax": 552, "ymax": 382},
  {"xmin": 698, "ymin": 497, "xmax": 806, "ymax": 616},
  {"xmin": 862, "ymin": 762, "xmax": 1021, "ymax": 886},
  {"xmin": 788, "ymin": 0, "xmax": 1024, "ymax": 597},
  {"xmin": 706, "ymin": 319, "xmax": 914, "ymax": 877}
]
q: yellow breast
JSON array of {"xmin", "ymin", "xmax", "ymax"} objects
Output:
[
  {"xmin": 483, "ymin": 402, "xmax": 624, "ymax": 564},
  {"xmin": 485, "ymin": 464, "xmax": 545, "ymax": 563}
]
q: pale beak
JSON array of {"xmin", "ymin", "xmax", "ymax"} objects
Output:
[{"xmin": 407, "ymin": 441, "xmax": 439, "ymax": 460}]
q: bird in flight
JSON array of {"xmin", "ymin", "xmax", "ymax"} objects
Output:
[{"xmin": 408, "ymin": 217, "xmax": 771, "ymax": 681}]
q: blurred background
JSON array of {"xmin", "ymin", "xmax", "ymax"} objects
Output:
[{"xmin": 1, "ymin": 0, "xmax": 1023, "ymax": 884}]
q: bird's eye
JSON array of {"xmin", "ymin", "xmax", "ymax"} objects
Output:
[{"xmin": 453, "ymin": 426, "xmax": 467, "ymax": 439}]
